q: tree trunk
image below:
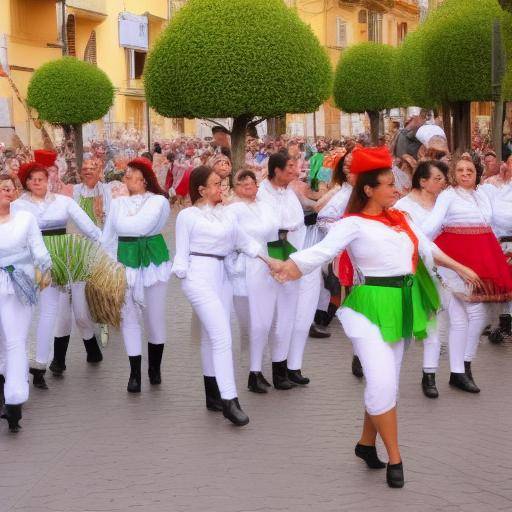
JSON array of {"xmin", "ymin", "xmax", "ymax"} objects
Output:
[
  {"xmin": 452, "ymin": 101, "xmax": 471, "ymax": 153},
  {"xmin": 61, "ymin": 124, "xmax": 80, "ymax": 184},
  {"xmin": 230, "ymin": 115, "xmax": 251, "ymax": 179},
  {"xmin": 492, "ymin": 98, "xmax": 504, "ymax": 161},
  {"xmin": 74, "ymin": 123, "xmax": 83, "ymax": 174},
  {"xmin": 368, "ymin": 110, "xmax": 380, "ymax": 146},
  {"xmin": 442, "ymin": 102, "xmax": 453, "ymax": 152}
]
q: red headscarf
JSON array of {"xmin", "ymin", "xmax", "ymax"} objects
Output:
[
  {"xmin": 34, "ymin": 150, "xmax": 57, "ymax": 168},
  {"xmin": 18, "ymin": 162, "xmax": 47, "ymax": 189},
  {"xmin": 350, "ymin": 146, "xmax": 393, "ymax": 174}
]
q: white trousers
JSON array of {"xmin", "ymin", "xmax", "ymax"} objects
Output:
[
  {"xmin": 446, "ymin": 294, "xmax": 487, "ymax": 373},
  {"xmin": 0, "ymin": 295, "xmax": 31, "ymax": 405},
  {"xmin": 182, "ymin": 256, "xmax": 237, "ymax": 400},
  {"xmin": 120, "ymin": 281, "xmax": 168, "ymax": 357},
  {"xmin": 340, "ymin": 308, "xmax": 404, "ymax": 416},
  {"xmin": 288, "ymin": 267, "xmax": 322, "ymax": 370},
  {"xmin": 54, "ymin": 282, "xmax": 96, "ymax": 340},
  {"xmin": 34, "ymin": 286, "xmax": 62, "ymax": 367}
]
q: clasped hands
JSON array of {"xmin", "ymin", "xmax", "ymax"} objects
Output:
[{"xmin": 266, "ymin": 258, "xmax": 303, "ymax": 283}]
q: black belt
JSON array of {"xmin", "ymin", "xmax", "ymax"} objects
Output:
[
  {"xmin": 119, "ymin": 236, "xmax": 141, "ymax": 242},
  {"xmin": 190, "ymin": 252, "xmax": 225, "ymax": 261},
  {"xmin": 500, "ymin": 236, "xmax": 512, "ymax": 243},
  {"xmin": 41, "ymin": 228, "xmax": 66, "ymax": 237},
  {"xmin": 364, "ymin": 275, "xmax": 414, "ymax": 288}
]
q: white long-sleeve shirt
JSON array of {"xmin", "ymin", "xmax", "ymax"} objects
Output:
[
  {"xmin": 12, "ymin": 192, "xmax": 100, "ymax": 241},
  {"xmin": 0, "ymin": 210, "xmax": 51, "ymax": 295},
  {"xmin": 72, "ymin": 180, "xmax": 124, "ymax": 220},
  {"xmin": 172, "ymin": 204, "xmax": 262, "ymax": 279},
  {"xmin": 257, "ymin": 179, "xmax": 306, "ymax": 250},
  {"xmin": 317, "ymin": 183, "xmax": 352, "ymax": 234},
  {"xmin": 480, "ymin": 182, "xmax": 512, "ymax": 238},
  {"xmin": 290, "ymin": 214, "xmax": 437, "ymax": 278},
  {"xmin": 394, "ymin": 194, "xmax": 432, "ymax": 226},
  {"xmin": 421, "ymin": 187, "xmax": 492, "ymax": 240}
]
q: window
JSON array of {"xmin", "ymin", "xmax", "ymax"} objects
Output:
[
  {"xmin": 336, "ymin": 17, "xmax": 348, "ymax": 48},
  {"xmin": 84, "ymin": 31, "xmax": 97, "ymax": 65},
  {"xmin": 397, "ymin": 22, "xmax": 408, "ymax": 44},
  {"xmin": 127, "ymin": 49, "xmax": 147, "ymax": 80},
  {"xmin": 368, "ymin": 11, "xmax": 383, "ymax": 43},
  {"xmin": 66, "ymin": 14, "xmax": 76, "ymax": 56}
]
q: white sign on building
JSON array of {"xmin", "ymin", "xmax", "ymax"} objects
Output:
[{"xmin": 119, "ymin": 12, "xmax": 148, "ymax": 50}]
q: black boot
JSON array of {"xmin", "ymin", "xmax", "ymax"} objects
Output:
[
  {"xmin": 204, "ymin": 376, "xmax": 223, "ymax": 411},
  {"xmin": 449, "ymin": 372, "xmax": 480, "ymax": 393},
  {"xmin": 488, "ymin": 328, "xmax": 504, "ymax": 344},
  {"xmin": 29, "ymin": 368, "xmax": 48, "ymax": 390},
  {"xmin": 352, "ymin": 355, "xmax": 363, "ymax": 379},
  {"xmin": 421, "ymin": 372, "xmax": 439, "ymax": 399},
  {"xmin": 222, "ymin": 398, "xmax": 249, "ymax": 426},
  {"xmin": 464, "ymin": 361, "xmax": 480, "ymax": 392},
  {"xmin": 127, "ymin": 355, "xmax": 141, "ymax": 393},
  {"xmin": 83, "ymin": 335, "xmax": 103, "ymax": 363},
  {"xmin": 272, "ymin": 360, "xmax": 296, "ymax": 390},
  {"xmin": 355, "ymin": 443, "xmax": 386, "ymax": 469},
  {"xmin": 49, "ymin": 335, "xmax": 70, "ymax": 376},
  {"xmin": 386, "ymin": 462, "xmax": 404, "ymax": 488},
  {"xmin": 1, "ymin": 404, "xmax": 22, "ymax": 433},
  {"xmin": 248, "ymin": 372, "xmax": 269, "ymax": 393},
  {"xmin": 287, "ymin": 368, "xmax": 310, "ymax": 385},
  {"xmin": 0, "ymin": 374, "xmax": 5, "ymax": 406},
  {"xmin": 308, "ymin": 323, "xmax": 331, "ymax": 338},
  {"xmin": 499, "ymin": 314, "xmax": 512, "ymax": 335},
  {"xmin": 147, "ymin": 343, "xmax": 164, "ymax": 385},
  {"xmin": 325, "ymin": 303, "xmax": 339, "ymax": 326}
]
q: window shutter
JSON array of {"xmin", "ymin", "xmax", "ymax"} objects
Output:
[
  {"xmin": 84, "ymin": 31, "xmax": 97, "ymax": 65},
  {"xmin": 66, "ymin": 14, "xmax": 76, "ymax": 57}
]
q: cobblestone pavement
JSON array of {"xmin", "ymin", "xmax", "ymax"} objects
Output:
[{"xmin": 2, "ymin": 279, "xmax": 512, "ymax": 512}]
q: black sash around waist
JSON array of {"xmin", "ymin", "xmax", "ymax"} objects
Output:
[
  {"xmin": 189, "ymin": 252, "xmax": 225, "ymax": 261},
  {"xmin": 363, "ymin": 275, "xmax": 414, "ymax": 288},
  {"xmin": 41, "ymin": 228, "xmax": 67, "ymax": 237}
]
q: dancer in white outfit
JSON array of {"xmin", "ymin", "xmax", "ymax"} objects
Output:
[
  {"xmin": 50, "ymin": 159, "xmax": 121, "ymax": 375},
  {"xmin": 395, "ymin": 160, "xmax": 448, "ymax": 398},
  {"xmin": 12, "ymin": 162, "xmax": 101, "ymax": 390},
  {"xmin": 257, "ymin": 153, "xmax": 310, "ymax": 387},
  {"xmin": 272, "ymin": 146, "xmax": 480, "ymax": 488},
  {"xmin": 0, "ymin": 174, "xmax": 51, "ymax": 432},
  {"xmin": 226, "ymin": 170, "xmax": 280, "ymax": 393},
  {"xmin": 173, "ymin": 166, "xmax": 275, "ymax": 426},
  {"xmin": 101, "ymin": 158, "xmax": 171, "ymax": 393},
  {"xmin": 422, "ymin": 156, "xmax": 512, "ymax": 393}
]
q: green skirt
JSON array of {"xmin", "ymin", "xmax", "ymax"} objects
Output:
[
  {"xmin": 44, "ymin": 234, "xmax": 99, "ymax": 286},
  {"xmin": 117, "ymin": 234, "xmax": 170, "ymax": 269},
  {"xmin": 343, "ymin": 259, "xmax": 440, "ymax": 343}
]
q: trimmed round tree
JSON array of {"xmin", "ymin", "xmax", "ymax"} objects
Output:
[
  {"xmin": 144, "ymin": 0, "xmax": 332, "ymax": 172},
  {"xmin": 333, "ymin": 42, "xmax": 404, "ymax": 144},
  {"xmin": 27, "ymin": 57, "xmax": 114, "ymax": 177}
]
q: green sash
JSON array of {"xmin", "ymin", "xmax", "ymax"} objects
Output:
[{"xmin": 117, "ymin": 234, "xmax": 169, "ymax": 269}]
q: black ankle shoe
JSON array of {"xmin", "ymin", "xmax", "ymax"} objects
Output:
[
  {"xmin": 308, "ymin": 323, "xmax": 331, "ymax": 339},
  {"xmin": 499, "ymin": 314, "xmax": 512, "ymax": 335},
  {"xmin": 355, "ymin": 443, "xmax": 386, "ymax": 469},
  {"xmin": 259, "ymin": 373, "xmax": 271, "ymax": 387},
  {"xmin": 0, "ymin": 374, "xmax": 5, "ymax": 405},
  {"xmin": 272, "ymin": 360, "xmax": 296, "ymax": 390},
  {"xmin": 29, "ymin": 368, "xmax": 48, "ymax": 390},
  {"xmin": 287, "ymin": 368, "xmax": 310, "ymax": 385},
  {"xmin": 147, "ymin": 343, "xmax": 164, "ymax": 385},
  {"xmin": 464, "ymin": 361, "xmax": 480, "ymax": 391},
  {"xmin": 127, "ymin": 356, "xmax": 141, "ymax": 393},
  {"xmin": 84, "ymin": 336, "xmax": 103, "ymax": 363},
  {"xmin": 248, "ymin": 372, "xmax": 268, "ymax": 393},
  {"xmin": 1, "ymin": 404, "xmax": 22, "ymax": 433},
  {"xmin": 488, "ymin": 328, "xmax": 504, "ymax": 344},
  {"xmin": 222, "ymin": 398, "xmax": 249, "ymax": 426},
  {"xmin": 49, "ymin": 335, "xmax": 70, "ymax": 376},
  {"xmin": 204, "ymin": 376, "xmax": 223, "ymax": 411},
  {"xmin": 386, "ymin": 462, "xmax": 404, "ymax": 488},
  {"xmin": 449, "ymin": 372, "xmax": 480, "ymax": 393},
  {"xmin": 421, "ymin": 372, "xmax": 439, "ymax": 399},
  {"xmin": 352, "ymin": 355, "xmax": 363, "ymax": 379}
]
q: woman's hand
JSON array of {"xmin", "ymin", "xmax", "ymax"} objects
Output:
[
  {"xmin": 273, "ymin": 259, "xmax": 303, "ymax": 283},
  {"xmin": 266, "ymin": 257, "xmax": 284, "ymax": 274},
  {"xmin": 456, "ymin": 264, "xmax": 483, "ymax": 290}
]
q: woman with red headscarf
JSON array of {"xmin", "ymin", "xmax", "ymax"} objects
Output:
[
  {"xmin": 100, "ymin": 157, "xmax": 171, "ymax": 394},
  {"xmin": 272, "ymin": 146, "xmax": 479, "ymax": 488}
]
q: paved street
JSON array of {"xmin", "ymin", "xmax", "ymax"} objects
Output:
[{"xmin": 2, "ymin": 273, "xmax": 512, "ymax": 512}]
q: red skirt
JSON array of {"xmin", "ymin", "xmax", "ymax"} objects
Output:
[{"xmin": 435, "ymin": 226, "xmax": 512, "ymax": 302}]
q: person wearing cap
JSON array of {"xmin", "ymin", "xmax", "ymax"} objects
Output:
[
  {"xmin": 208, "ymin": 154, "xmax": 233, "ymax": 203},
  {"xmin": 49, "ymin": 159, "xmax": 126, "ymax": 377},
  {"xmin": 271, "ymin": 146, "xmax": 479, "ymax": 488},
  {"xmin": 11, "ymin": 160, "xmax": 101, "ymax": 390},
  {"xmin": 100, "ymin": 157, "xmax": 171, "ymax": 394},
  {"xmin": 0, "ymin": 174, "xmax": 51, "ymax": 432}
]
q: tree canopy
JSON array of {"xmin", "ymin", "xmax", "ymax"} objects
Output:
[
  {"xmin": 27, "ymin": 57, "xmax": 114, "ymax": 125},
  {"xmin": 144, "ymin": 0, "xmax": 332, "ymax": 120},
  {"xmin": 333, "ymin": 42, "xmax": 404, "ymax": 113}
]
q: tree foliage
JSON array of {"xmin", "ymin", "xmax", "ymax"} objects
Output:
[
  {"xmin": 27, "ymin": 57, "xmax": 114, "ymax": 125},
  {"xmin": 333, "ymin": 42, "xmax": 404, "ymax": 113},
  {"xmin": 144, "ymin": 0, "xmax": 332, "ymax": 120}
]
